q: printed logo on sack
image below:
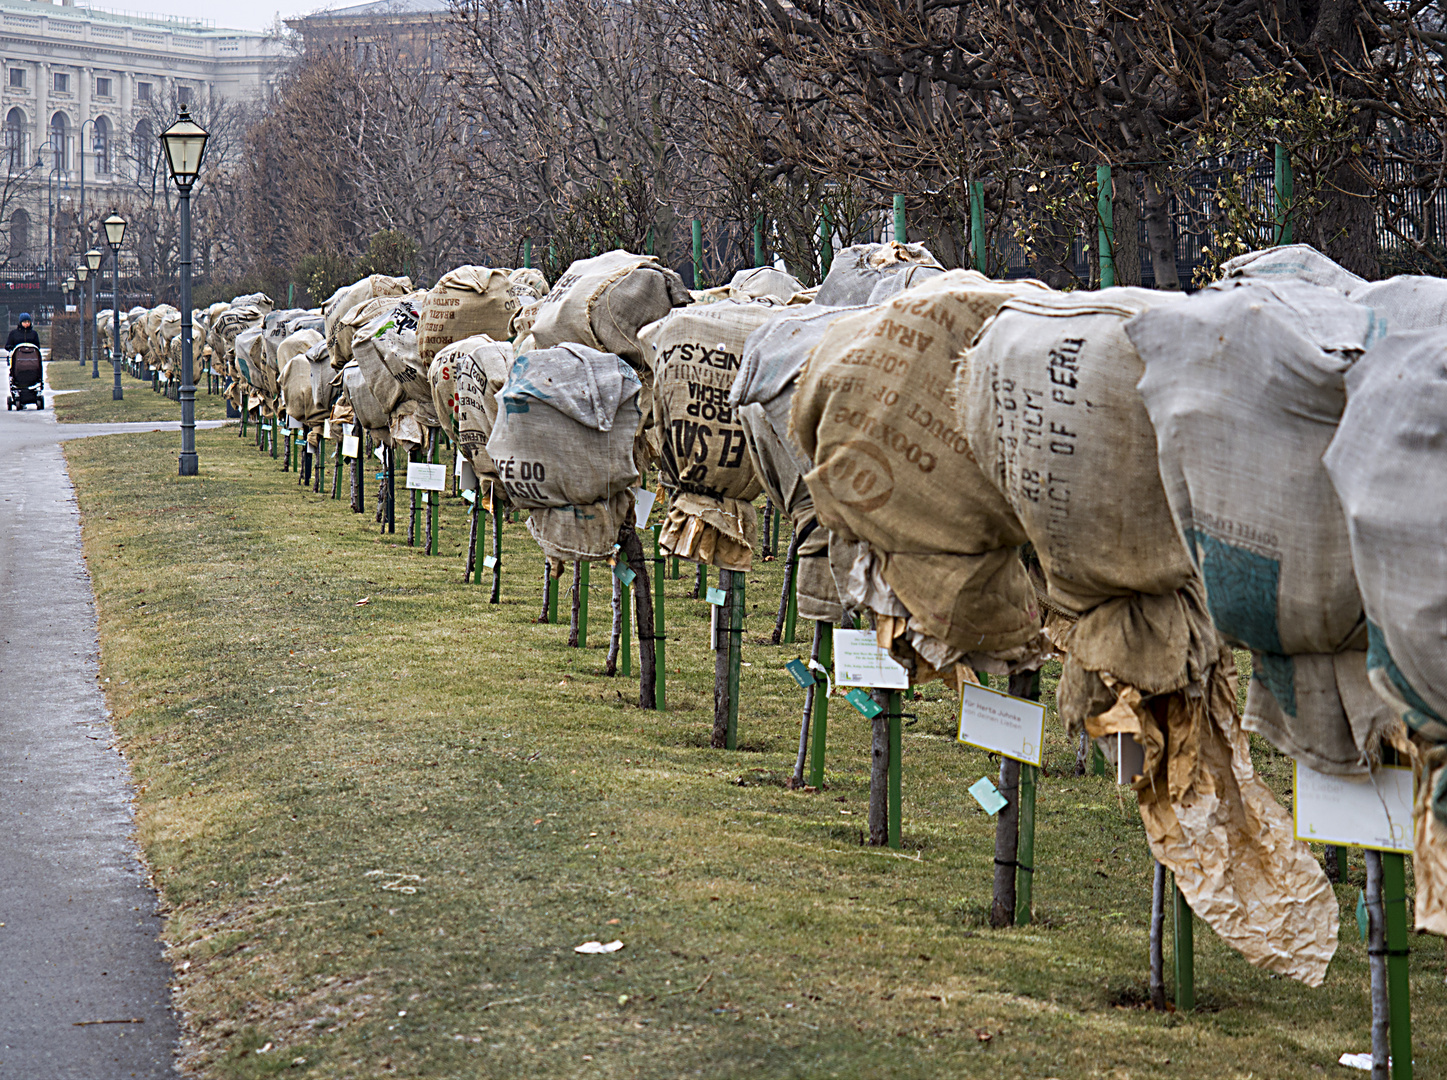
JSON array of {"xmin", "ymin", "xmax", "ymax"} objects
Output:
[{"xmin": 821, "ymin": 440, "xmax": 894, "ymax": 512}]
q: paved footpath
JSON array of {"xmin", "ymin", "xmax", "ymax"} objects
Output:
[{"xmin": 0, "ymin": 367, "xmax": 226, "ymax": 1079}]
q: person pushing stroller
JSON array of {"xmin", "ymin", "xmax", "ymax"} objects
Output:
[{"xmin": 5, "ymin": 313, "xmax": 38, "ymax": 351}]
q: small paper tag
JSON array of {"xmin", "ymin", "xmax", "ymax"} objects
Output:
[
  {"xmin": 969, "ymin": 776, "xmax": 1008, "ymax": 816},
  {"xmin": 373, "ymin": 445, "xmax": 386, "ymax": 463},
  {"xmin": 706, "ymin": 586, "xmax": 727, "ymax": 606},
  {"xmin": 613, "ymin": 563, "xmax": 636, "ymax": 587},
  {"xmin": 785, "ymin": 658, "xmax": 815, "ymax": 689},
  {"xmin": 461, "ymin": 488, "xmax": 476, "ymax": 505},
  {"xmin": 1356, "ymin": 889, "xmax": 1368, "ymax": 942},
  {"xmin": 374, "ymin": 472, "xmax": 386, "ymax": 480},
  {"xmin": 342, "ymin": 434, "xmax": 360, "ymax": 459},
  {"xmin": 323, "ymin": 420, "xmax": 332, "ymax": 439},
  {"xmin": 483, "ymin": 555, "xmax": 498, "ymax": 569},
  {"xmin": 632, "ymin": 487, "xmax": 657, "ymax": 529},
  {"xmin": 405, "ymin": 462, "xmax": 447, "ymax": 491},
  {"xmin": 458, "ymin": 459, "xmax": 478, "ymax": 490},
  {"xmin": 845, "ymin": 688, "xmax": 882, "ymax": 718}
]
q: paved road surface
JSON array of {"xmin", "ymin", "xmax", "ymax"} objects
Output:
[{"xmin": 0, "ymin": 367, "xmax": 227, "ymax": 1078}]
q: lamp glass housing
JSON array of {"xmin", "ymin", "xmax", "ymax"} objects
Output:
[
  {"xmin": 64, "ymin": 277, "xmax": 75, "ymax": 292},
  {"xmin": 104, "ymin": 212, "xmax": 127, "ymax": 249},
  {"xmin": 159, "ymin": 106, "xmax": 209, "ymax": 187},
  {"xmin": 86, "ymin": 248, "xmax": 103, "ymax": 272},
  {"xmin": 76, "ymin": 265, "xmax": 88, "ymax": 283}
]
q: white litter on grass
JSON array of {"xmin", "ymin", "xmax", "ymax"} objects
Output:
[
  {"xmin": 574, "ymin": 940, "xmax": 624, "ymax": 954},
  {"xmin": 1339, "ymin": 1052, "xmax": 1387, "ymax": 1070}
]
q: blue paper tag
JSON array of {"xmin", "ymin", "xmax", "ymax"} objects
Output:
[
  {"xmin": 969, "ymin": 776, "xmax": 1008, "ymax": 816},
  {"xmin": 706, "ymin": 587, "xmax": 727, "ymax": 606},
  {"xmin": 483, "ymin": 556, "xmax": 498, "ymax": 569},
  {"xmin": 845, "ymin": 688, "xmax": 881, "ymax": 718},
  {"xmin": 785, "ymin": 658, "xmax": 815, "ymax": 689},
  {"xmin": 461, "ymin": 488, "xmax": 476, "ymax": 505},
  {"xmin": 613, "ymin": 564, "xmax": 636, "ymax": 587},
  {"xmin": 375, "ymin": 472, "xmax": 386, "ymax": 480},
  {"xmin": 1357, "ymin": 889, "xmax": 1368, "ymax": 942}
]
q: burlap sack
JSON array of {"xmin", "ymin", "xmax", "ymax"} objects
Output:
[
  {"xmin": 728, "ymin": 266, "xmax": 804, "ymax": 303},
  {"xmin": 1413, "ymin": 749, "xmax": 1447, "ymax": 934},
  {"xmin": 233, "ymin": 326, "xmax": 267, "ymax": 395},
  {"xmin": 485, "ymin": 344, "xmax": 643, "ymax": 561},
  {"xmin": 324, "ymin": 274, "xmax": 412, "ymax": 366},
  {"xmin": 342, "ymin": 363, "xmax": 391, "ymax": 443},
  {"xmin": 1129, "ymin": 281, "xmax": 1396, "ymax": 775},
  {"xmin": 1324, "ymin": 329, "xmax": 1447, "ymax": 747},
  {"xmin": 1216, "ymin": 243, "xmax": 1364, "ymax": 292},
  {"xmin": 509, "ymin": 267, "xmax": 548, "ymax": 302},
  {"xmin": 428, "ymin": 334, "xmax": 513, "ymax": 485},
  {"xmin": 281, "ymin": 352, "xmax": 329, "ymax": 430},
  {"xmin": 418, "ymin": 266, "xmax": 518, "ymax": 366},
  {"xmin": 640, "ymin": 300, "xmax": 779, "ymax": 571},
  {"xmin": 812, "ymin": 242, "xmax": 944, "ymax": 307},
  {"xmin": 529, "ymin": 250, "xmax": 690, "ymax": 370},
  {"xmin": 792, "ymin": 270, "xmax": 1048, "ymax": 680},
  {"xmin": 352, "ymin": 298, "xmax": 428, "ymax": 413},
  {"xmin": 389, "ymin": 398, "xmax": 435, "ymax": 453},
  {"xmin": 231, "ymin": 291, "xmax": 274, "ymax": 315},
  {"xmin": 730, "ymin": 305, "xmax": 868, "ymax": 624},
  {"xmin": 304, "ymin": 338, "xmax": 336, "ymax": 405},
  {"xmin": 1349, "ymin": 275, "xmax": 1447, "ymax": 330}
]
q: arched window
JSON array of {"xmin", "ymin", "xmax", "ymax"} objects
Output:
[
  {"xmin": 94, "ymin": 116, "xmax": 110, "ymax": 174},
  {"xmin": 50, "ymin": 112, "xmax": 69, "ymax": 172},
  {"xmin": 9, "ymin": 208, "xmax": 29, "ymax": 263},
  {"xmin": 4, "ymin": 108, "xmax": 24, "ymax": 172},
  {"xmin": 133, "ymin": 118, "xmax": 153, "ymax": 182}
]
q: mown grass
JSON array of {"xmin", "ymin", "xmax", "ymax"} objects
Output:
[
  {"xmin": 65, "ymin": 426, "xmax": 1444, "ymax": 1080},
  {"xmin": 48, "ymin": 357, "xmax": 230, "ymax": 424}
]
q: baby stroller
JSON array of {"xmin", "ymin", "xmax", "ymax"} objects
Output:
[{"xmin": 7, "ymin": 343, "xmax": 42, "ymax": 410}]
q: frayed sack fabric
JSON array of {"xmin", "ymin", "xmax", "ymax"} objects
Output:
[
  {"xmin": 1086, "ymin": 650, "xmax": 1340, "ymax": 985},
  {"xmin": 792, "ymin": 270, "xmax": 1048, "ymax": 681},
  {"xmin": 1412, "ymin": 748, "xmax": 1447, "ymax": 934},
  {"xmin": 1129, "ymin": 281, "xmax": 1397, "ymax": 775},
  {"xmin": 485, "ymin": 344, "xmax": 643, "ymax": 562},
  {"xmin": 1217, "ymin": 243, "xmax": 1365, "ymax": 292},
  {"xmin": 389, "ymin": 398, "xmax": 435, "ymax": 454},
  {"xmin": 1324, "ymin": 330, "xmax": 1447, "ymax": 749},
  {"xmin": 324, "ymin": 274, "xmax": 412, "ymax": 367},
  {"xmin": 528, "ymin": 250, "xmax": 691, "ymax": 370},
  {"xmin": 641, "ymin": 300, "xmax": 779, "ymax": 571},
  {"xmin": 730, "ymin": 306, "xmax": 866, "ymax": 623},
  {"xmin": 812, "ymin": 242, "xmax": 944, "ymax": 307},
  {"xmin": 429, "ymin": 334, "xmax": 513, "ymax": 486},
  {"xmin": 417, "ymin": 266, "xmax": 518, "ymax": 367}
]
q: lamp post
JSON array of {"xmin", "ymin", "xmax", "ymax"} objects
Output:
[
  {"xmin": 159, "ymin": 106, "xmax": 209, "ymax": 477},
  {"xmin": 85, "ymin": 249, "xmax": 102, "ymax": 379},
  {"xmin": 75, "ymin": 263, "xmax": 88, "ymax": 367},
  {"xmin": 105, "ymin": 213, "xmax": 126, "ymax": 401}
]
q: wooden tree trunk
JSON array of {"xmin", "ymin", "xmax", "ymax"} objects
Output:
[
  {"xmin": 568, "ymin": 560, "xmax": 582, "ymax": 647},
  {"xmin": 463, "ymin": 501, "xmax": 479, "ymax": 583},
  {"xmin": 694, "ymin": 561, "xmax": 707, "ymax": 600},
  {"xmin": 351, "ymin": 447, "xmax": 363, "ymax": 513},
  {"xmin": 761, "ymin": 500, "xmax": 773, "ymax": 558},
  {"xmin": 1076, "ymin": 728, "xmax": 1090, "ymax": 776},
  {"xmin": 772, "ymin": 525, "xmax": 804, "ymax": 645},
  {"xmin": 790, "ymin": 620, "xmax": 825, "ymax": 789},
  {"xmin": 1111, "ymin": 173, "xmax": 1142, "ymax": 287},
  {"xmin": 537, "ymin": 558, "xmax": 552, "ymax": 622},
  {"xmin": 1365, "ymin": 850, "xmax": 1390, "ymax": 1080},
  {"xmin": 869, "ymin": 690, "xmax": 890, "ymax": 846},
  {"xmin": 1142, "ymin": 176, "xmax": 1180, "ymax": 290},
  {"xmin": 1150, "ymin": 861, "xmax": 1167, "ymax": 1010},
  {"xmin": 1325, "ymin": 844, "xmax": 1341, "ymax": 883},
  {"xmin": 990, "ymin": 756, "xmax": 1021, "ymax": 927},
  {"xmin": 712, "ymin": 568, "xmax": 732, "ymax": 748},
  {"xmin": 619, "ymin": 521, "xmax": 657, "ymax": 710},
  {"xmin": 605, "ymin": 569, "xmax": 623, "ymax": 676}
]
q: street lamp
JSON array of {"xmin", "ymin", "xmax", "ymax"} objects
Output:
[
  {"xmin": 75, "ymin": 263, "xmax": 89, "ymax": 367},
  {"xmin": 105, "ymin": 212, "xmax": 127, "ymax": 401},
  {"xmin": 86, "ymin": 249, "xmax": 103, "ymax": 379},
  {"xmin": 160, "ymin": 105, "xmax": 209, "ymax": 477}
]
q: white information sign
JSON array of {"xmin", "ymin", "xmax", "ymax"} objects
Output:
[
  {"xmin": 957, "ymin": 681, "xmax": 1047, "ymax": 767},
  {"xmin": 342, "ymin": 434, "xmax": 360, "ymax": 459},
  {"xmin": 832, "ymin": 629, "xmax": 909, "ymax": 689},
  {"xmin": 405, "ymin": 462, "xmax": 447, "ymax": 491},
  {"xmin": 1294, "ymin": 762, "xmax": 1413, "ymax": 854},
  {"xmin": 632, "ymin": 487, "xmax": 657, "ymax": 529},
  {"xmin": 286, "ymin": 415, "xmax": 303, "ymax": 430}
]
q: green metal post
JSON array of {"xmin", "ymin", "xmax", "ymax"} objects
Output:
[
  {"xmin": 725, "ymin": 569, "xmax": 744, "ymax": 750},
  {"xmin": 410, "ymin": 450, "xmax": 421, "ymax": 546},
  {"xmin": 1382, "ymin": 850, "xmax": 1412, "ymax": 1078},
  {"xmin": 1274, "ymin": 144, "xmax": 1295, "ymax": 246},
  {"xmin": 893, "ymin": 193, "xmax": 906, "ymax": 243},
  {"xmin": 428, "ymin": 436, "xmax": 439, "ymax": 556},
  {"xmin": 240, "ymin": 393, "xmax": 248, "ymax": 436},
  {"xmin": 808, "ymin": 622, "xmax": 830, "ymax": 788},
  {"xmin": 645, "ymin": 228, "xmax": 655, "ymax": 258},
  {"xmin": 471, "ymin": 499, "xmax": 484, "ymax": 584},
  {"xmin": 819, "ymin": 206, "xmax": 833, "ymax": 278},
  {"xmin": 546, "ymin": 566, "xmax": 559, "ymax": 621},
  {"xmin": 490, "ymin": 498, "xmax": 502, "ymax": 603},
  {"xmin": 523, "ymin": 238, "xmax": 532, "ymax": 270},
  {"xmin": 652, "ymin": 524, "xmax": 666, "ymax": 711},
  {"xmin": 754, "ymin": 213, "xmax": 765, "ymax": 267},
  {"xmin": 783, "ymin": 543, "xmax": 798, "ymax": 644},
  {"xmin": 671, "ymin": 555, "xmax": 679, "ymax": 579},
  {"xmin": 577, "ymin": 561, "xmax": 590, "ymax": 646},
  {"xmin": 970, "ymin": 180, "xmax": 987, "ymax": 274},
  {"xmin": 692, "ymin": 219, "xmax": 704, "ymax": 289},
  {"xmin": 1097, "ymin": 164, "xmax": 1115, "ymax": 288},
  {"xmin": 333, "ymin": 436, "xmax": 343, "ymax": 499},
  {"xmin": 1173, "ymin": 878, "xmax": 1195, "ymax": 1012},
  {"xmin": 287, "ymin": 281, "xmax": 294, "ymax": 307},
  {"xmin": 1017, "ymin": 764, "xmax": 1038, "ymax": 925},
  {"xmin": 887, "ymin": 689, "xmax": 902, "ymax": 849}
]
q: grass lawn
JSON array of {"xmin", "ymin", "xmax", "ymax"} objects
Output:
[
  {"xmin": 64, "ymin": 426, "xmax": 1442, "ymax": 1080},
  {"xmin": 48, "ymin": 357, "xmax": 231, "ymax": 424}
]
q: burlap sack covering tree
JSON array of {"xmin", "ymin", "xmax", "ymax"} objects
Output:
[
  {"xmin": 1349, "ymin": 275, "xmax": 1447, "ymax": 330},
  {"xmin": 730, "ymin": 306, "xmax": 870, "ymax": 623},
  {"xmin": 1129, "ymin": 279, "xmax": 1397, "ymax": 776},
  {"xmin": 324, "ymin": 274, "xmax": 412, "ymax": 367},
  {"xmin": 418, "ymin": 266, "xmax": 518, "ymax": 367},
  {"xmin": 257, "ymin": 309, "xmax": 313, "ymax": 399},
  {"xmin": 1217, "ymin": 243, "xmax": 1365, "ymax": 292},
  {"xmin": 279, "ymin": 330, "xmax": 327, "ymax": 432},
  {"xmin": 791, "ymin": 271, "xmax": 1049, "ymax": 684},
  {"xmin": 811, "ymin": 242, "xmax": 944, "ymax": 307},
  {"xmin": 639, "ymin": 300, "xmax": 781, "ymax": 570},
  {"xmin": 509, "ymin": 267, "xmax": 548, "ymax": 304},
  {"xmin": 353, "ymin": 298, "xmax": 430, "ymax": 414},
  {"xmin": 485, "ymin": 344, "xmax": 643, "ymax": 562},
  {"xmin": 233, "ymin": 326, "xmax": 271, "ymax": 405},
  {"xmin": 343, "ymin": 363, "xmax": 392, "ymax": 445},
  {"xmin": 429, "ymin": 334, "xmax": 513, "ymax": 487},
  {"xmin": 729, "ymin": 267, "xmax": 805, "ymax": 302},
  {"xmin": 962, "ymin": 286, "xmax": 1338, "ymax": 987},
  {"xmin": 529, "ymin": 250, "xmax": 691, "ymax": 369}
]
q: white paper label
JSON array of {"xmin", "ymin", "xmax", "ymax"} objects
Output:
[
  {"xmin": 1295, "ymin": 762, "xmax": 1413, "ymax": 854},
  {"xmin": 458, "ymin": 458, "xmax": 478, "ymax": 491},
  {"xmin": 342, "ymin": 434, "xmax": 360, "ymax": 459},
  {"xmin": 832, "ymin": 629, "xmax": 909, "ymax": 689},
  {"xmin": 286, "ymin": 415, "xmax": 303, "ymax": 430},
  {"xmin": 956, "ymin": 680, "xmax": 1046, "ymax": 766},
  {"xmin": 633, "ymin": 487, "xmax": 657, "ymax": 529},
  {"xmin": 323, "ymin": 420, "xmax": 332, "ymax": 439},
  {"xmin": 373, "ymin": 445, "xmax": 386, "ymax": 463},
  {"xmin": 405, "ymin": 462, "xmax": 447, "ymax": 491}
]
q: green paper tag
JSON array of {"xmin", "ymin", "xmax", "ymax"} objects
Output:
[
  {"xmin": 461, "ymin": 489, "xmax": 476, "ymax": 505},
  {"xmin": 1357, "ymin": 889, "xmax": 1368, "ymax": 942},
  {"xmin": 969, "ymin": 776, "xmax": 1008, "ymax": 816},
  {"xmin": 845, "ymin": 688, "xmax": 881, "ymax": 718},
  {"xmin": 613, "ymin": 564, "xmax": 636, "ymax": 587},
  {"xmin": 483, "ymin": 556, "xmax": 498, "ymax": 569},
  {"xmin": 706, "ymin": 587, "xmax": 727, "ymax": 606},
  {"xmin": 785, "ymin": 658, "xmax": 814, "ymax": 689}
]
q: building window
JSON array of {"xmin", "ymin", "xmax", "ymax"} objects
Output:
[
  {"xmin": 177, "ymin": 86, "xmax": 192, "ymax": 106},
  {"xmin": 96, "ymin": 77, "xmax": 112, "ymax": 98},
  {"xmin": 4, "ymin": 108, "xmax": 24, "ymax": 172},
  {"xmin": 53, "ymin": 72, "xmax": 69, "ymax": 94},
  {"xmin": 94, "ymin": 116, "xmax": 110, "ymax": 174},
  {"xmin": 9, "ymin": 208, "xmax": 29, "ymax": 263},
  {"xmin": 50, "ymin": 112, "xmax": 69, "ymax": 171},
  {"xmin": 8, "ymin": 69, "xmax": 23, "ymax": 90},
  {"xmin": 132, "ymin": 118, "xmax": 154, "ymax": 182},
  {"xmin": 136, "ymin": 81, "xmax": 152, "ymax": 103}
]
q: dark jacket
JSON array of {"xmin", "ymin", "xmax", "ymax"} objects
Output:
[{"xmin": 5, "ymin": 324, "xmax": 39, "ymax": 350}]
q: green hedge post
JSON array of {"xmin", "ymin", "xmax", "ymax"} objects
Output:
[
  {"xmin": 1097, "ymin": 164, "xmax": 1116, "ymax": 288},
  {"xmin": 754, "ymin": 213, "xmax": 765, "ymax": 268},
  {"xmin": 808, "ymin": 622, "xmax": 830, "ymax": 788},
  {"xmin": 820, "ymin": 206, "xmax": 833, "ymax": 278},
  {"xmin": 893, "ymin": 193, "xmax": 906, "ymax": 243},
  {"xmin": 523, "ymin": 237, "xmax": 533, "ymax": 270},
  {"xmin": 240, "ymin": 393, "xmax": 248, "ymax": 437},
  {"xmin": 1274, "ymin": 144, "xmax": 1295, "ymax": 245},
  {"xmin": 970, "ymin": 181, "xmax": 987, "ymax": 273},
  {"xmin": 652, "ymin": 524, "xmax": 666, "ymax": 711}
]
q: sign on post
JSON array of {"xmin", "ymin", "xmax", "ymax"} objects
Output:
[
  {"xmin": 1294, "ymin": 763, "xmax": 1413, "ymax": 854},
  {"xmin": 956, "ymin": 680, "xmax": 1047, "ymax": 767},
  {"xmin": 405, "ymin": 462, "xmax": 447, "ymax": 491},
  {"xmin": 342, "ymin": 434, "xmax": 360, "ymax": 459},
  {"xmin": 832, "ymin": 629, "xmax": 908, "ymax": 689}
]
